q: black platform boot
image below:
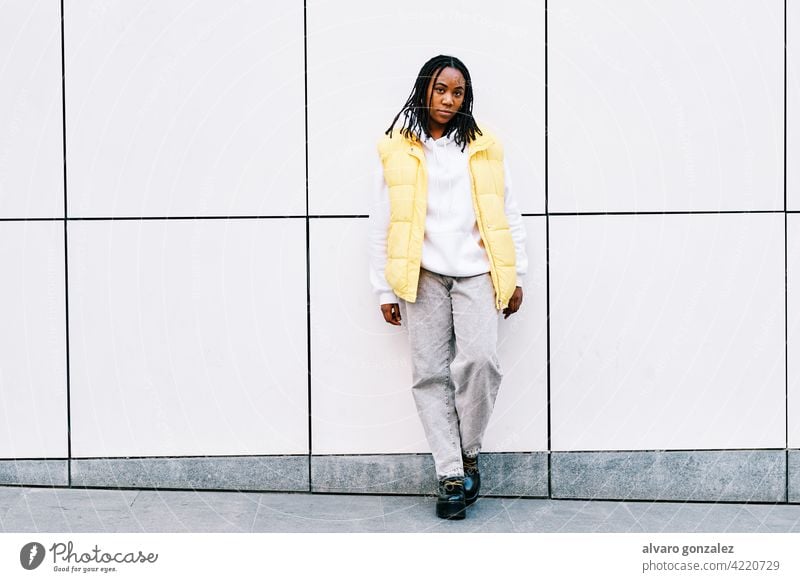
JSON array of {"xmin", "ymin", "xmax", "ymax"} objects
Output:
[
  {"xmin": 436, "ymin": 477, "xmax": 466, "ymax": 519},
  {"xmin": 462, "ymin": 455, "xmax": 480, "ymax": 506}
]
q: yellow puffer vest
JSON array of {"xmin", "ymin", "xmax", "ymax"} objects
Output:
[{"xmin": 377, "ymin": 126, "xmax": 517, "ymax": 310}]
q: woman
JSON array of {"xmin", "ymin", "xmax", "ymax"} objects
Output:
[{"xmin": 368, "ymin": 55, "xmax": 528, "ymax": 520}]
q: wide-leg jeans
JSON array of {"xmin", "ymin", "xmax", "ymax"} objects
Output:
[{"xmin": 398, "ymin": 267, "xmax": 503, "ymax": 479}]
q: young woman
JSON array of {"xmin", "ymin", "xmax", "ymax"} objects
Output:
[{"xmin": 368, "ymin": 55, "xmax": 528, "ymax": 520}]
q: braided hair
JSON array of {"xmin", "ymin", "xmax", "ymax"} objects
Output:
[{"xmin": 385, "ymin": 55, "xmax": 482, "ymax": 151}]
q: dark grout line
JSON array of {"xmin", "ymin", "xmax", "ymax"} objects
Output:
[
  {"xmin": 548, "ymin": 209, "xmax": 786, "ymax": 216},
  {"xmin": 551, "ymin": 447, "xmax": 788, "ymax": 454},
  {"xmin": 3, "ymin": 210, "xmax": 795, "ymax": 222},
  {"xmin": 0, "ymin": 215, "xmax": 311, "ymax": 221},
  {"xmin": 303, "ymin": 0, "xmax": 312, "ymax": 494},
  {"xmin": 59, "ymin": 0, "xmax": 72, "ymax": 488},
  {"xmin": 784, "ymin": 0, "xmax": 789, "ymax": 506},
  {"xmin": 544, "ymin": 0, "xmax": 552, "ymax": 502}
]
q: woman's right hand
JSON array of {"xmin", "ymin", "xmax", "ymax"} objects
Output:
[{"xmin": 380, "ymin": 303, "xmax": 402, "ymax": 326}]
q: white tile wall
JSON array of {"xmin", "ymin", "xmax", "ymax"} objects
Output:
[
  {"xmin": 65, "ymin": 0, "xmax": 305, "ymax": 218},
  {"xmin": 310, "ymin": 217, "xmax": 547, "ymax": 454},
  {"xmin": 309, "ymin": 218, "xmax": 422, "ymax": 454},
  {"xmin": 0, "ymin": 0, "xmax": 64, "ymax": 218},
  {"xmin": 483, "ymin": 216, "xmax": 548, "ymax": 453},
  {"xmin": 0, "ymin": 0, "xmax": 793, "ymax": 469},
  {"xmin": 68, "ymin": 219, "xmax": 308, "ymax": 457},
  {"xmin": 0, "ymin": 221, "xmax": 67, "ymax": 457},
  {"xmin": 549, "ymin": 0, "xmax": 783, "ymax": 213},
  {"xmin": 307, "ymin": 0, "xmax": 545, "ymax": 216},
  {"xmin": 550, "ymin": 213, "xmax": 785, "ymax": 451}
]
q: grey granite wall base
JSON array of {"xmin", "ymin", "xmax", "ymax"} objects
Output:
[
  {"xmin": 552, "ymin": 450, "xmax": 786, "ymax": 502},
  {"xmin": 71, "ymin": 456, "xmax": 308, "ymax": 492},
  {"xmin": 788, "ymin": 450, "xmax": 800, "ymax": 503},
  {"xmin": 0, "ymin": 460, "xmax": 68, "ymax": 486},
  {"xmin": 311, "ymin": 452, "xmax": 548, "ymax": 496},
  {"xmin": 4, "ymin": 451, "xmax": 795, "ymax": 502}
]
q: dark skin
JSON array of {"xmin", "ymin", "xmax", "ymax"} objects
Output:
[{"xmin": 380, "ymin": 66, "xmax": 524, "ymax": 325}]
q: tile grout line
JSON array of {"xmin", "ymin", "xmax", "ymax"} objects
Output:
[
  {"xmin": 1, "ymin": 210, "xmax": 798, "ymax": 223},
  {"xmin": 59, "ymin": 0, "xmax": 73, "ymax": 488},
  {"xmin": 784, "ymin": 0, "xmax": 790, "ymax": 505},
  {"xmin": 303, "ymin": 0, "xmax": 312, "ymax": 493},
  {"xmin": 544, "ymin": 0, "xmax": 553, "ymax": 501}
]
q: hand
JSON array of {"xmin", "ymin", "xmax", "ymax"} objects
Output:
[
  {"xmin": 502, "ymin": 287, "xmax": 523, "ymax": 319},
  {"xmin": 381, "ymin": 303, "xmax": 402, "ymax": 326}
]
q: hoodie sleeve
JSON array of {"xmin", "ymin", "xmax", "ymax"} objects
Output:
[{"xmin": 367, "ymin": 155, "xmax": 399, "ymax": 305}]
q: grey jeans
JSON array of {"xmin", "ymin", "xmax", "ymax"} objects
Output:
[{"xmin": 398, "ymin": 268, "xmax": 503, "ymax": 479}]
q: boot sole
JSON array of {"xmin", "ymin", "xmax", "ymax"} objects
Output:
[{"xmin": 436, "ymin": 500, "xmax": 467, "ymax": 520}]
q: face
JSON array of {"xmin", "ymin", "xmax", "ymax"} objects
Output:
[{"xmin": 424, "ymin": 66, "xmax": 466, "ymax": 135}]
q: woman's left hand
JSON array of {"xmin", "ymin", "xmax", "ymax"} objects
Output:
[{"xmin": 503, "ymin": 286, "xmax": 523, "ymax": 319}]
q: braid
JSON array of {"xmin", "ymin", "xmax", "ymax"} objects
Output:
[{"xmin": 385, "ymin": 55, "xmax": 482, "ymax": 151}]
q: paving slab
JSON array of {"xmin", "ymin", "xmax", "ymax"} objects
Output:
[
  {"xmin": 738, "ymin": 503, "xmax": 800, "ymax": 533},
  {"xmin": 127, "ymin": 490, "xmax": 261, "ymax": 533},
  {"xmin": 254, "ymin": 493, "xmax": 386, "ymax": 533},
  {"xmin": 612, "ymin": 501, "xmax": 766, "ymax": 533},
  {"xmin": 1, "ymin": 488, "xmax": 138, "ymax": 532},
  {"xmin": 1, "ymin": 487, "xmax": 800, "ymax": 533},
  {"xmin": 0, "ymin": 487, "xmax": 24, "ymax": 522},
  {"xmin": 500, "ymin": 498, "xmax": 645, "ymax": 533}
]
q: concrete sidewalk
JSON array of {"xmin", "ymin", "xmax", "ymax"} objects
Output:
[{"xmin": 1, "ymin": 486, "xmax": 800, "ymax": 533}]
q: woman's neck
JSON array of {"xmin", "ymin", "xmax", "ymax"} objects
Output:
[{"xmin": 427, "ymin": 123, "xmax": 446, "ymax": 140}]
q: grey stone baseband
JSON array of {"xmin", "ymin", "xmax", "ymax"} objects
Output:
[
  {"xmin": 4, "ymin": 451, "xmax": 795, "ymax": 502},
  {"xmin": 552, "ymin": 450, "xmax": 786, "ymax": 502},
  {"xmin": 0, "ymin": 459, "xmax": 68, "ymax": 486},
  {"xmin": 788, "ymin": 450, "xmax": 800, "ymax": 503},
  {"xmin": 310, "ymin": 452, "xmax": 549, "ymax": 496},
  {"xmin": 71, "ymin": 456, "xmax": 308, "ymax": 491}
]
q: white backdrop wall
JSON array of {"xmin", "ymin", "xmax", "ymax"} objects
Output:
[{"xmin": 0, "ymin": 0, "xmax": 795, "ymax": 482}]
